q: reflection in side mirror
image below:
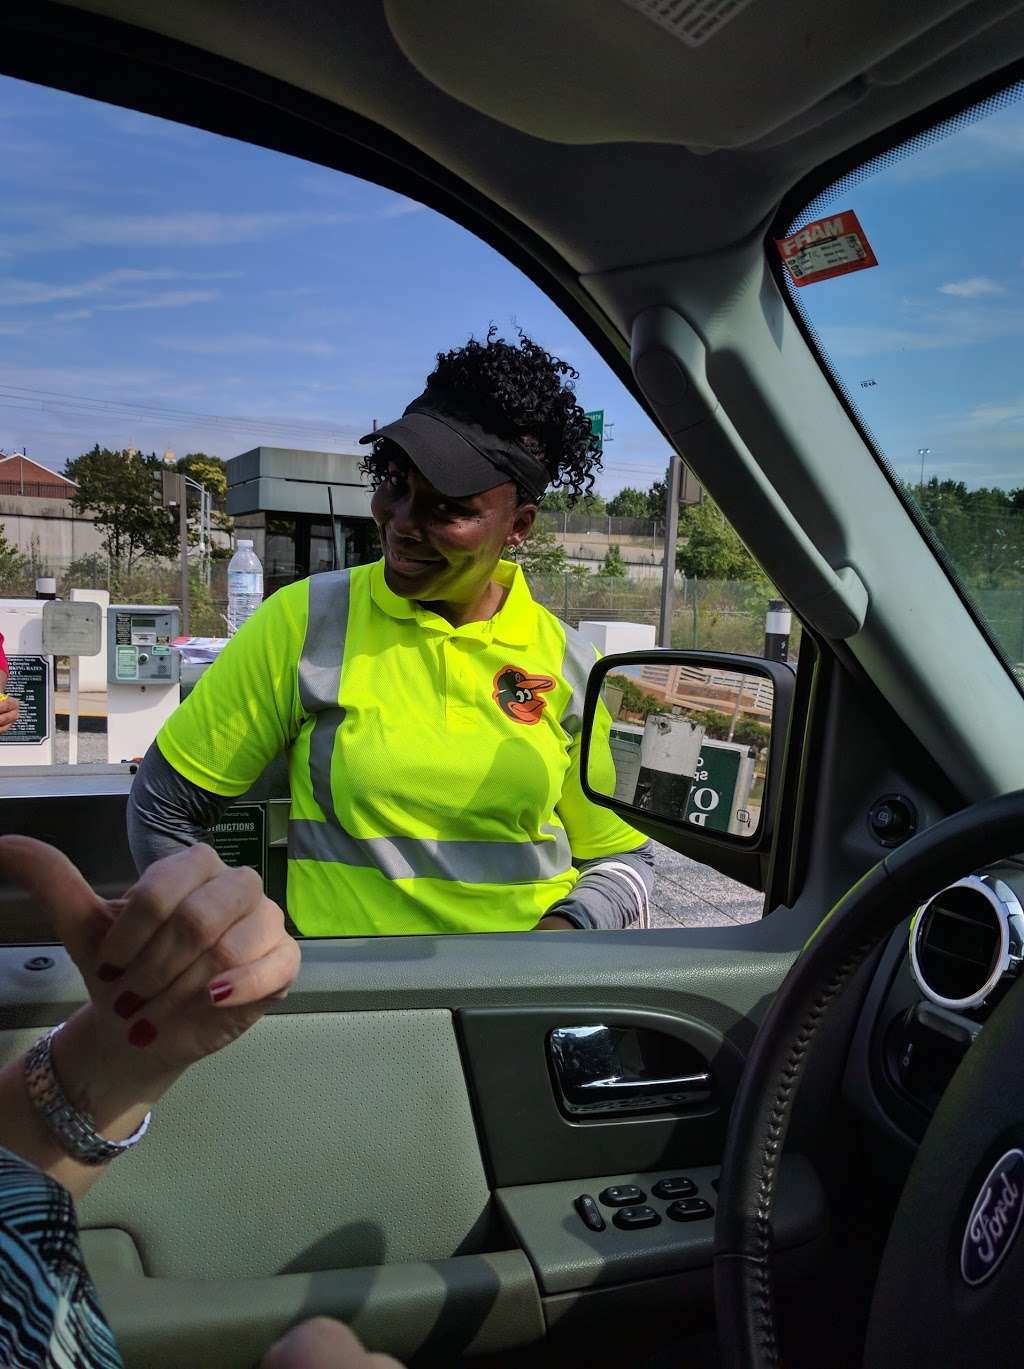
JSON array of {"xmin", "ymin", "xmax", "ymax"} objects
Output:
[{"xmin": 594, "ymin": 661, "xmax": 773, "ymax": 838}]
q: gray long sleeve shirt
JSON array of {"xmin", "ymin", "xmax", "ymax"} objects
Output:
[{"xmin": 127, "ymin": 744, "xmax": 655, "ymax": 931}]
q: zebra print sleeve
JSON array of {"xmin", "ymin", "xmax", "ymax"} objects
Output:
[{"xmin": 0, "ymin": 1146, "xmax": 122, "ymax": 1369}]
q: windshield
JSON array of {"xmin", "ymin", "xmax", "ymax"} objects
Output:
[{"xmin": 780, "ymin": 82, "xmax": 1024, "ymax": 675}]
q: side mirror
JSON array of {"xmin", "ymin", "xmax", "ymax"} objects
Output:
[{"xmin": 580, "ymin": 651, "xmax": 795, "ymax": 853}]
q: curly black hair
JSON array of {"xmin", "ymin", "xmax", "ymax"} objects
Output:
[{"xmin": 360, "ymin": 326, "xmax": 602, "ymax": 503}]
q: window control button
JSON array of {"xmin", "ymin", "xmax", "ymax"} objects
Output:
[
  {"xmin": 667, "ymin": 1198, "xmax": 714, "ymax": 1222},
  {"xmin": 613, "ymin": 1205, "xmax": 661, "ymax": 1230},
  {"xmin": 575, "ymin": 1194, "xmax": 606, "ymax": 1232},
  {"xmin": 652, "ymin": 1176, "xmax": 697, "ymax": 1200},
  {"xmin": 600, "ymin": 1184, "xmax": 645, "ymax": 1207}
]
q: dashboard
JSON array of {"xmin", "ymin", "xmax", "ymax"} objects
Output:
[{"xmin": 845, "ymin": 862, "xmax": 1024, "ymax": 1151}]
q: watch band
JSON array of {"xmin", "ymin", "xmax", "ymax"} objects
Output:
[{"xmin": 23, "ymin": 1023, "xmax": 151, "ymax": 1165}]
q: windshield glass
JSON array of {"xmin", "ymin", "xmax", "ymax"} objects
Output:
[{"xmin": 780, "ymin": 83, "xmax": 1024, "ymax": 674}]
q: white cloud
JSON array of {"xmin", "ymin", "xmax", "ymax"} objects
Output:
[
  {"xmin": 827, "ymin": 304, "xmax": 1024, "ymax": 358},
  {"xmin": 938, "ymin": 277, "xmax": 1004, "ymax": 298},
  {"xmin": 0, "ymin": 268, "xmax": 238, "ymax": 307},
  {"xmin": 159, "ymin": 333, "xmax": 339, "ymax": 358},
  {"xmin": 0, "ymin": 209, "xmax": 361, "ymax": 253},
  {"xmin": 99, "ymin": 289, "xmax": 221, "ymax": 313}
]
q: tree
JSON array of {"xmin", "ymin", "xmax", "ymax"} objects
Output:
[
  {"xmin": 605, "ymin": 486, "xmax": 650, "ymax": 518},
  {"xmin": 178, "ymin": 451, "xmax": 232, "ymax": 533},
  {"xmin": 676, "ymin": 499, "xmax": 765, "ymax": 582},
  {"xmin": 177, "ymin": 452, "xmax": 227, "ymax": 505},
  {"xmin": 507, "ymin": 524, "xmax": 567, "ymax": 575},
  {"xmin": 606, "ymin": 674, "xmax": 669, "ymax": 719},
  {"xmin": 0, "ymin": 524, "xmax": 29, "ymax": 593},
  {"xmin": 541, "ymin": 489, "xmax": 606, "ymax": 514},
  {"xmin": 597, "ymin": 544, "xmax": 627, "ymax": 578},
  {"xmin": 911, "ymin": 477, "xmax": 1024, "ymax": 589},
  {"xmin": 65, "ymin": 446, "xmax": 178, "ymax": 573}
]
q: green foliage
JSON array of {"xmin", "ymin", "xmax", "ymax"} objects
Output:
[
  {"xmin": 732, "ymin": 716, "xmax": 772, "ymax": 750},
  {"xmin": 596, "ymin": 544, "xmax": 627, "ymax": 578},
  {"xmin": 57, "ymin": 553, "xmax": 108, "ymax": 597},
  {"xmin": 605, "ymin": 480, "xmax": 667, "ymax": 520},
  {"xmin": 65, "ymin": 446, "xmax": 178, "ymax": 572},
  {"xmin": 0, "ymin": 525, "xmax": 30, "ymax": 594},
  {"xmin": 507, "ymin": 524, "xmax": 568, "ymax": 575},
  {"xmin": 604, "ymin": 486, "xmax": 649, "ymax": 518},
  {"xmin": 606, "ymin": 674, "xmax": 669, "ymax": 718},
  {"xmin": 910, "ymin": 478, "xmax": 1024, "ymax": 589},
  {"xmin": 178, "ymin": 452, "xmax": 232, "ymax": 533},
  {"xmin": 689, "ymin": 707, "xmax": 769, "ymax": 750},
  {"xmin": 676, "ymin": 499, "xmax": 766, "ymax": 582},
  {"xmin": 177, "ymin": 452, "xmax": 227, "ymax": 503},
  {"xmin": 542, "ymin": 489, "xmax": 606, "ymax": 514}
]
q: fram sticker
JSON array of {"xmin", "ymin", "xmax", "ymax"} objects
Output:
[{"xmin": 775, "ymin": 210, "xmax": 878, "ymax": 287}]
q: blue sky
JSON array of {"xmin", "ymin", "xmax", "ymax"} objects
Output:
[
  {"xmin": 793, "ymin": 85, "xmax": 1024, "ymax": 492},
  {"xmin": 3, "ymin": 73, "xmax": 1024, "ymax": 497},
  {"xmin": 0, "ymin": 75, "xmax": 671, "ymax": 495}
]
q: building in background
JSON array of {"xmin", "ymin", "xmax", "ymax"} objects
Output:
[
  {"xmin": 0, "ymin": 452, "xmax": 103, "ymax": 564},
  {"xmin": 638, "ymin": 661, "xmax": 773, "ymax": 722},
  {"xmin": 225, "ymin": 446, "xmax": 378, "ymax": 596}
]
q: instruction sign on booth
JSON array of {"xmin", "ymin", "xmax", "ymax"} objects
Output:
[{"xmin": 0, "ymin": 655, "xmax": 50, "ymax": 747}]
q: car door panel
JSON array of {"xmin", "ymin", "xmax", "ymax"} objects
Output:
[
  {"xmin": 0, "ymin": 937, "xmax": 821, "ymax": 1367},
  {"xmin": 458, "ymin": 1007, "xmax": 746, "ymax": 1186},
  {"xmin": 78, "ymin": 1246, "xmax": 543, "ymax": 1369}
]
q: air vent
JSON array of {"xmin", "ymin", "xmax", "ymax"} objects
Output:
[
  {"xmin": 909, "ymin": 876, "xmax": 1024, "ymax": 1010},
  {"xmin": 622, "ymin": 0, "xmax": 757, "ymax": 49}
]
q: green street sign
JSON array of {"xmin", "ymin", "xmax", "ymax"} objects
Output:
[
  {"xmin": 685, "ymin": 742, "xmax": 742, "ymax": 833},
  {"xmin": 585, "ymin": 409, "xmax": 604, "ymax": 450}
]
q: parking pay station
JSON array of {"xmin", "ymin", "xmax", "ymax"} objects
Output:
[{"xmin": 106, "ymin": 604, "xmax": 180, "ymax": 763}]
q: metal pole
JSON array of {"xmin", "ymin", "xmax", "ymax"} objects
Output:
[
  {"xmin": 68, "ymin": 656, "xmax": 79, "ymax": 765},
  {"xmin": 727, "ymin": 674, "xmax": 746, "ymax": 742},
  {"xmin": 179, "ymin": 476, "xmax": 190, "ymax": 637},
  {"xmin": 764, "ymin": 599, "xmax": 791, "ymax": 662},
  {"xmin": 657, "ymin": 454, "xmax": 682, "ymax": 647}
]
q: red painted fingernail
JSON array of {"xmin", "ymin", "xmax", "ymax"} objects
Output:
[
  {"xmin": 97, "ymin": 963, "xmax": 124, "ymax": 982},
  {"xmin": 128, "ymin": 1018, "xmax": 157, "ymax": 1049},
  {"xmin": 208, "ymin": 980, "xmax": 233, "ymax": 1004},
  {"xmin": 113, "ymin": 990, "xmax": 146, "ymax": 1019}
]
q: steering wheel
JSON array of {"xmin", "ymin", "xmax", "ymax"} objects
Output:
[{"xmin": 714, "ymin": 790, "xmax": 1024, "ymax": 1368}]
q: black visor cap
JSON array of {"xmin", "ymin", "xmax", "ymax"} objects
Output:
[{"xmin": 359, "ymin": 401, "xmax": 549, "ymax": 502}]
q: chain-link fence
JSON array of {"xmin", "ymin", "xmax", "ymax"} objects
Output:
[
  {"xmin": 0, "ymin": 553, "xmax": 798, "ymax": 658},
  {"xmin": 0, "ymin": 553, "xmax": 231, "ymax": 636}
]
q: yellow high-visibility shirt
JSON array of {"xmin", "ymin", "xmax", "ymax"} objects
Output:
[{"xmin": 157, "ymin": 558, "xmax": 645, "ymax": 935}]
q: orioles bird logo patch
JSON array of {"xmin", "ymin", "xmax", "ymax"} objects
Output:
[{"xmin": 492, "ymin": 664, "xmax": 556, "ymax": 725}]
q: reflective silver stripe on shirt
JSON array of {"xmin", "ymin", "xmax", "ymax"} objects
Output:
[
  {"xmin": 297, "ymin": 570, "xmax": 350, "ymax": 827},
  {"xmin": 292, "ymin": 572, "xmax": 573, "ymax": 884},
  {"xmin": 289, "ymin": 818, "xmax": 572, "ymax": 883},
  {"xmin": 558, "ymin": 622, "xmax": 597, "ymax": 740}
]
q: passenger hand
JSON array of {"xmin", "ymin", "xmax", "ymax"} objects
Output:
[
  {"xmin": 261, "ymin": 1317, "xmax": 404, "ymax": 1368},
  {"xmin": 0, "ymin": 694, "xmax": 19, "ymax": 735},
  {"xmin": 0, "ymin": 838, "xmax": 300, "ymax": 1091}
]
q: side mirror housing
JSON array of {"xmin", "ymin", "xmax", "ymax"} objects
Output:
[{"xmin": 580, "ymin": 651, "xmax": 795, "ymax": 857}]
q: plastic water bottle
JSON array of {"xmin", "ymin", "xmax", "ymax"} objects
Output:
[{"xmin": 226, "ymin": 540, "xmax": 264, "ymax": 635}]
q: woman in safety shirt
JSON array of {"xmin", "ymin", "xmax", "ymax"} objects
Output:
[{"xmin": 127, "ymin": 330, "xmax": 655, "ymax": 935}]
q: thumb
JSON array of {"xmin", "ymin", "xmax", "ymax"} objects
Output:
[{"xmin": 0, "ymin": 836, "xmax": 112, "ymax": 972}]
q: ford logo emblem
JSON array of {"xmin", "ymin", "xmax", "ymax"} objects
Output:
[{"xmin": 961, "ymin": 1148, "xmax": 1024, "ymax": 1286}]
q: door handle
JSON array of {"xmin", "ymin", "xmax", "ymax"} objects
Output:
[
  {"xmin": 578, "ymin": 1071, "xmax": 711, "ymax": 1097},
  {"xmin": 548, "ymin": 1025, "xmax": 714, "ymax": 1117}
]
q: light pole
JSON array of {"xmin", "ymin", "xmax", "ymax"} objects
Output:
[{"xmin": 917, "ymin": 447, "xmax": 931, "ymax": 499}]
